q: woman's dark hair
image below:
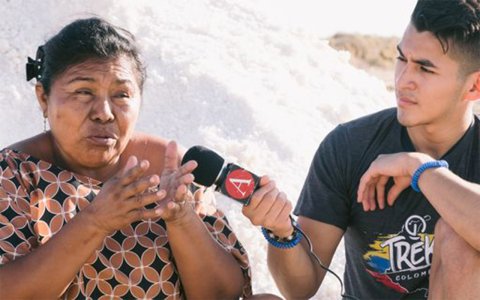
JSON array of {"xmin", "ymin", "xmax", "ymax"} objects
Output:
[
  {"xmin": 411, "ymin": 0, "xmax": 480, "ymax": 75},
  {"xmin": 33, "ymin": 17, "xmax": 146, "ymax": 94}
]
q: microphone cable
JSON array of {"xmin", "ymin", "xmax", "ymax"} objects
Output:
[{"xmin": 294, "ymin": 224, "xmax": 360, "ymax": 300}]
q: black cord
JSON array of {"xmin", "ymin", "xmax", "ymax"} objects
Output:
[{"xmin": 294, "ymin": 225, "xmax": 360, "ymax": 300}]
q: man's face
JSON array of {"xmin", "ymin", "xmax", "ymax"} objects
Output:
[
  {"xmin": 395, "ymin": 23, "xmax": 469, "ymax": 128},
  {"xmin": 41, "ymin": 55, "xmax": 141, "ymax": 171}
]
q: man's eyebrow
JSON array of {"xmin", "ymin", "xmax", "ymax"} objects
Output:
[
  {"xmin": 396, "ymin": 45, "xmax": 438, "ymax": 69},
  {"xmin": 396, "ymin": 45, "xmax": 404, "ymax": 57}
]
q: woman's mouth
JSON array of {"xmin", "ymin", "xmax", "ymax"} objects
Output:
[{"xmin": 87, "ymin": 135, "xmax": 117, "ymax": 146}]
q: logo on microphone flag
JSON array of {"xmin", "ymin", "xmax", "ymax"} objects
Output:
[{"xmin": 221, "ymin": 165, "xmax": 259, "ymax": 205}]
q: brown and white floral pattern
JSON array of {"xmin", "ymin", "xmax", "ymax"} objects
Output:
[{"xmin": 0, "ymin": 148, "xmax": 252, "ymax": 299}]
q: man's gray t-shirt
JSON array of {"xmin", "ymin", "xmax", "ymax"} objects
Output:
[{"xmin": 294, "ymin": 107, "xmax": 480, "ymax": 299}]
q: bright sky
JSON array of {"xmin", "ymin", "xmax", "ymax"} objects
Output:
[{"xmin": 255, "ymin": 0, "xmax": 418, "ymax": 37}]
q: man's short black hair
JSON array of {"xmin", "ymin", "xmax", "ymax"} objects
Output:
[{"xmin": 411, "ymin": 0, "xmax": 480, "ymax": 75}]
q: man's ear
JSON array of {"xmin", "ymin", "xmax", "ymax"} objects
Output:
[
  {"xmin": 465, "ymin": 71, "xmax": 480, "ymax": 101},
  {"xmin": 35, "ymin": 83, "xmax": 48, "ymax": 117}
]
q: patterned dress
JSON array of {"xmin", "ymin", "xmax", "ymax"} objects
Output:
[{"xmin": 0, "ymin": 148, "xmax": 252, "ymax": 299}]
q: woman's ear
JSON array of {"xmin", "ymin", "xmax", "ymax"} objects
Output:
[
  {"xmin": 35, "ymin": 83, "xmax": 48, "ymax": 117},
  {"xmin": 465, "ymin": 71, "xmax": 480, "ymax": 102}
]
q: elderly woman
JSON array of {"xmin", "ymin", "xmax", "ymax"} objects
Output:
[{"xmin": 0, "ymin": 17, "xmax": 252, "ymax": 299}]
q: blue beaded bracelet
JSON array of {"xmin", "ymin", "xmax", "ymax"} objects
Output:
[
  {"xmin": 261, "ymin": 220, "xmax": 302, "ymax": 249},
  {"xmin": 411, "ymin": 160, "xmax": 449, "ymax": 192}
]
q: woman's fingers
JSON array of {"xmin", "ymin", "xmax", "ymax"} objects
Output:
[
  {"xmin": 171, "ymin": 184, "xmax": 186, "ymax": 203},
  {"xmin": 118, "ymin": 156, "xmax": 150, "ymax": 186},
  {"xmin": 163, "ymin": 140, "xmax": 179, "ymax": 172},
  {"xmin": 122, "ymin": 175, "xmax": 160, "ymax": 198},
  {"xmin": 129, "ymin": 189, "xmax": 166, "ymax": 208},
  {"xmin": 177, "ymin": 160, "xmax": 198, "ymax": 177},
  {"xmin": 154, "ymin": 184, "xmax": 194, "ymax": 220},
  {"xmin": 130, "ymin": 205, "xmax": 164, "ymax": 221}
]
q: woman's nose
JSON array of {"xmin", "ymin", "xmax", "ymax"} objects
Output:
[{"xmin": 90, "ymin": 97, "xmax": 114, "ymax": 123}]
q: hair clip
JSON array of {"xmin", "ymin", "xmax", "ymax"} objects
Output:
[{"xmin": 26, "ymin": 46, "xmax": 45, "ymax": 82}]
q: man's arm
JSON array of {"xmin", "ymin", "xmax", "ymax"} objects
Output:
[
  {"xmin": 267, "ymin": 217, "xmax": 344, "ymax": 299},
  {"xmin": 418, "ymin": 166, "xmax": 480, "ymax": 250},
  {"xmin": 243, "ymin": 177, "xmax": 344, "ymax": 299},
  {"xmin": 357, "ymin": 152, "xmax": 480, "ymax": 251}
]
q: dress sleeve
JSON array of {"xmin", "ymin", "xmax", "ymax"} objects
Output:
[{"xmin": 0, "ymin": 153, "xmax": 35, "ymax": 265}]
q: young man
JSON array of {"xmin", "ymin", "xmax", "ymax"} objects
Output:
[{"xmin": 243, "ymin": 0, "xmax": 480, "ymax": 298}]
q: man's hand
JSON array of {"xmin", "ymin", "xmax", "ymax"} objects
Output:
[
  {"xmin": 357, "ymin": 152, "xmax": 433, "ymax": 211},
  {"xmin": 242, "ymin": 176, "xmax": 294, "ymax": 238}
]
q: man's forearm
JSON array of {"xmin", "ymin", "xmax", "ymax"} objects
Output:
[
  {"xmin": 268, "ymin": 240, "xmax": 323, "ymax": 299},
  {"xmin": 419, "ymin": 167, "xmax": 480, "ymax": 251}
]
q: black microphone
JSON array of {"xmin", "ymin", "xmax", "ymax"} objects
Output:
[{"xmin": 181, "ymin": 145, "xmax": 260, "ymax": 205}]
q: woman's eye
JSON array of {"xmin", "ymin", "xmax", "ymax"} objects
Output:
[
  {"xmin": 396, "ymin": 56, "xmax": 407, "ymax": 62},
  {"xmin": 75, "ymin": 90, "xmax": 93, "ymax": 95},
  {"xmin": 113, "ymin": 90, "xmax": 133, "ymax": 100},
  {"xmin": 116, "ymin": 93, "xmax": 130, "ymax": 98}
]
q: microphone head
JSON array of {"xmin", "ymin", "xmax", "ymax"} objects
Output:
[{"xmin": 181, "ymin": 145, "xmax": 225, "ymax": 187}]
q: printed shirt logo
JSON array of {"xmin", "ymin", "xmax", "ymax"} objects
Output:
[{"xmin": 363, "ymin": 215, "xmax": 434, "ymax": 295}]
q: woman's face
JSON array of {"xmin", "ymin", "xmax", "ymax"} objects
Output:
[{"xmin": 37, "ymin": 55, "xmax": 142, "ymax": 172}]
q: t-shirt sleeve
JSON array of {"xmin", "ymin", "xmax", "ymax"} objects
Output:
[
  {"xmin": 294, "ymin": 124, "xmax": 351, "ymax": 230},
  {"xmin": 0, "ymin": 157, "xmax": 35, "ymax": 265}
]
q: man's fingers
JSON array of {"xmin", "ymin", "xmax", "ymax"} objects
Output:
[
  {"xmin": 357, "ymin": 171, "xmax": 375, "ymax": 203},
  {"xmin": 248, "ymin": 181, "xmax": 276, "ymax": 210},
  {"xmin": 376, "ymin": 176, "xmax": 389, "ymax": 210},
  {"xmin": 245, "ymin": 186, "xmax": 278, "ymax": 227},
  {"xmin": 387, "ymin": 185, "xmax": 404, "ymax": 206},
  {"xmin": 279, "ymin": 199, "xmax": 293, "ymax": 225},
  {"xmin": 259, "ymin": 175, "xmax": 270, "ymax": 187},
  {"xmin": 362, "ymin": 184, "xmax": 371, "ymax": 211},
  {"xmin": 367, "ymin": 181, "xmax": 377, "ymax": 211},
  {"xmin": 262, "ymin": 192, "xmax": 290, "ymax": 228}
]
